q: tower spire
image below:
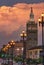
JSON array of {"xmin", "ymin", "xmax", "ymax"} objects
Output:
[
  {"xmin": 31, "ymin": 7, "xmax": 33, "ymax": 13},
  {"xmin": 30, "ymin": 7, "xmax": 34, "ymax": 22}
]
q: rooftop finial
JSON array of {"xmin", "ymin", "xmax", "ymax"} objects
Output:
[
  {"xmin": 31, "ymin": 7, "xmax": 33, "ymax": 13},
  {"xmin": 30, "ymin": 7, "xmax": 34, "ymax": 22}
]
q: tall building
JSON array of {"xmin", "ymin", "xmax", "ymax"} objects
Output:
[{"xmin": 26, "ymin": 7, "xmax": 38, "ymax": 49}]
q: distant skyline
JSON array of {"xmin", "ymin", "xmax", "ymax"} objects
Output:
[{"xmin": 0, "ymin": 0, "xmax": 44, "ymax": 48}]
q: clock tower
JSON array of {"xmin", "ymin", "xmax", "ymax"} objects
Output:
[{"xmin": 26, "ymin": 7, "xmax": 38, "ymax": 49}]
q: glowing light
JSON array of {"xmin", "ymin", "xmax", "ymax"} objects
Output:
[
  {"xmin": 22, "ymin": 31, "xmax": 25, "ymax": 33},
  {"xmin": 16, "ymin": 48, "xmax": 20, "ymax": 51},
  {"xmin": 20, "ymin": 34, "xmax": 23, "ymax": 36},
  {"xmin": 41, "ymin": 13, "xmax": 44, "ymax": 17},
  {"xmin": 38, "ymin": 18, "xmax": 41, "ymax": 22},
  {"xmin": 21, "ymin": 47, "xmax": 23, "ymax": 51}
]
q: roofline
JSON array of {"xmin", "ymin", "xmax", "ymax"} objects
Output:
[{"xmin": 28, "ymin": 45, "xmax": 44, "ymax": 50}]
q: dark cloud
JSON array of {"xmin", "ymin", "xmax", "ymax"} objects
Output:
[{"xmin": 0, "ymin": 0, "xmax": 44, "ymax": 6}]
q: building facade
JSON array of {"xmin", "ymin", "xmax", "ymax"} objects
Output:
[
  {"xmin": 26, "ymin": 7, "xmax": 38, "ymax": 49},
  {"xmin": 26, "ymin": 46, "xmax": 43, "ymax": 59}
]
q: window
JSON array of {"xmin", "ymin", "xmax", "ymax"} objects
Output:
[
  {"xmin": 35, "ymin": 51, "xmax": 37, "ymax": 55},
  {"xmin": 30, "ymin": 51, "xmax": 32, "ymax": 56}
]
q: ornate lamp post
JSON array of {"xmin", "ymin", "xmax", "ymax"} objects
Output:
[
  {"xmin": 38, "ymin": 13, "xmax": 44, "ymax": 65},
  {"xmin": 20, "ymin": 31, "xmax": 27, "ymax": 65},
  {"xmin": 3, "ymin": 44, "xmax": 11, "ymax": 65},
  {"xmin": 6, "ymin": 44, "xmax": 11, "ymax": 65},
  {"xmin": 2, "ymin": 46, "xmax": 6, "ymax": 65},
  {"xmin": 8, "ymin": 40, "xmax": 15, "ymax": 65},
  {"xmin": 39, "ymin": 13, "xmax": 44, "ymax": 45}
]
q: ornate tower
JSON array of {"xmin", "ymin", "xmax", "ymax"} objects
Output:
[
  {"xmin": 30, "ymin": 7, "xmax": 34, "ymax": 21},
  {"xmin": 26, "ymin": 7, "xmax": 38, "ymax": 49}
]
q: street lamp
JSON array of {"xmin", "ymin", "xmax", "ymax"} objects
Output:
[
  {"xmin": 38, "ymin": 13, "xmax": 44, "ymax": 65},
  {"xmin": 6, "ymin": 44, "xmax": 11, "ymax": 65},
  {"xmin": 2, "ymin": 44, "xmax": 11, "ymax": 65},
  {"xmin": 2, "ymin": 46, "xmax": 6, "ymax": 65},
  {"xmin": 38, "ymin": 13, "xmax": 44, "ymax": 45},
  {"xmin": 20, "ymin": 31, "xmax": 27, "ymax": 65},
  {"xmin": 8, "ymin": 40, "xmax": 15, "ymax": 65}
]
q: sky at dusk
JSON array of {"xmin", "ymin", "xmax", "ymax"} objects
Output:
[{"xmin": 0, "ymin": 0, "xmax": 44, "ymax": 48}]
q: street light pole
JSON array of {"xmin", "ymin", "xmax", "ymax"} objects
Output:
[
  {"xmin": 42, "ymin": 13, "xmax": 44, "ymax": 65},
  {"xmin": 41, "ymin": 14, "xmax": 44, "ymax": 46},
  {"xmin": 11, "ymin": 45, "xmax": 14, "ymax": 65},
  {"xmin": 2, "ymin": 44, "xmax": 11, "ymax": 65},
  {"xmin": 2, "ymin": 46, "xmax": 6, "ymax": 65},
  {"xmin": 9, "ymin": 40, "xmax": 15, "ymax": 65},
  {"xmin": 6, "ymin": 44, "xmax": 11, "ymax": 65},
  {"xmin": 39, "ymin": 13, "xmax": 44, "ymax": 65},
  {"xmin": 39, "ymin": 13, "xmax": 44, "ymax": 46},
  {"xmin": 20, "ymin": 31, "xmax": 27, "ymax": 65}
]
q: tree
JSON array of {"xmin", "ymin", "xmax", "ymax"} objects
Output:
[
  {"xmin": 0, "ymin": 50, "xmax": 6, "ymax": 58},
  {"xmin": 26, "ymin": 58, "xmax": 32, "ymax": 64},
  {"xmin": 14, "ymin": 55, "xmax": 23, "ymax": 62}
]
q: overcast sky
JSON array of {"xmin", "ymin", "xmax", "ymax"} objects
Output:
[{"xmin": 0, "ymin": 0, "xmax": 44, "ymax": 48}]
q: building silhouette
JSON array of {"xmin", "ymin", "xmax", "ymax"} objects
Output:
[{"xmin": 26, "ymin": 7, "xmax": 38, "ymax": 49}]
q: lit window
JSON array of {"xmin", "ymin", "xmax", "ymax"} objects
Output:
[
  {"xmin": 16, "ymin": 48, "xmax": 20, "ymax": 51},
  {"xmin": 21, "ymin": 47, "xmax": 23, "ymax": 51}
]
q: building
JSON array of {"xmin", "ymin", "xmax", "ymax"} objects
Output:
[
  {"xmin": 26, "ymin": 46, "xmax": 43, "ymax": 59},
  {"xmin": 14, "ymin": 41, "xmax": 23, "ymax": 56},
  {"xmin": 1, "ymin": 43, "xmax": 44, "ymax": 59},
  {"xmin": 26, "ymin": 7, "xmax": 38, "ymax": 49},
  {"xmin": 1, "ymin": 41, "xmax": 23, "ymax": 60}
]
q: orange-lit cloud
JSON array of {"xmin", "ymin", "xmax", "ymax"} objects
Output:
[{"xmin": 0, "ymin": 3, "xmax": 44, "ymax": 34}]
